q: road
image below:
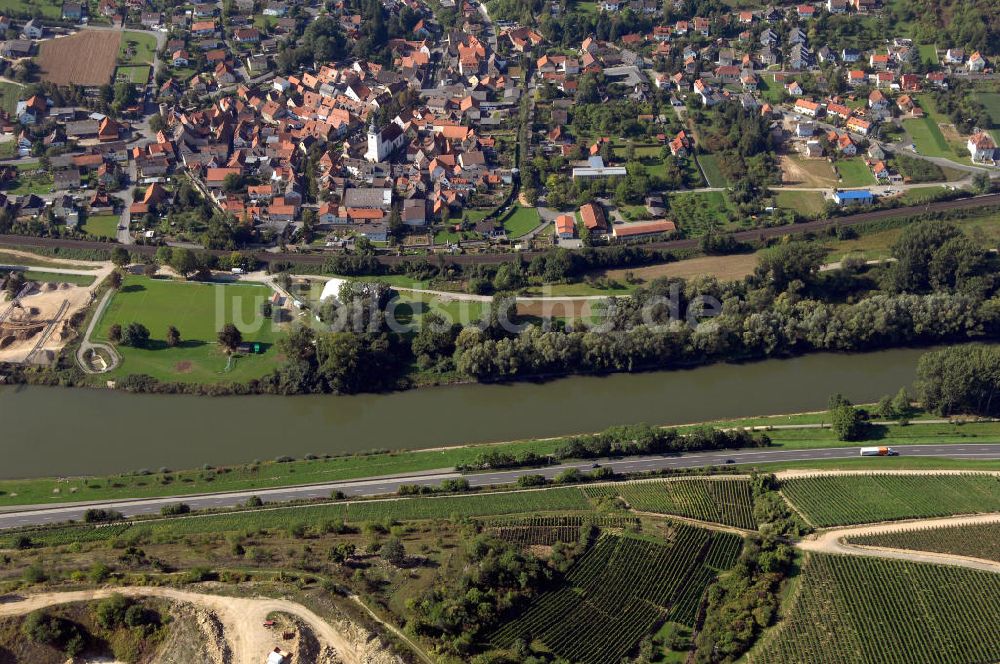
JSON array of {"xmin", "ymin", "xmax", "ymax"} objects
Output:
[
  {"xmin": 2, "ymin": 444, "xmax": 1000, "ymax": 530},
  {"xmin": 75, "ymin": 286, "xmax": 120, "ymax": 373}
]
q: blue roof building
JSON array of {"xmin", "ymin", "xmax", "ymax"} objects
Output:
[{"xmin": 833, "ymin": 189, "xmax": 874, "ymax": 206}]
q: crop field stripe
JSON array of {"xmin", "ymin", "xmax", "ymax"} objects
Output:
[
  {"xmin": 752, "ymin": 553, "xmax": 1000, "ymax": 664},
  {"xmin": 848, "ymin": 521, "xmax": 1000, "ymax": 562},
  {"xmin": 583, "ymin": 478, "xmax": 757, "ymax": 529},
  {"xmin": 780, "ymin": 474, "xmax": 1000, "ymax": 526}
]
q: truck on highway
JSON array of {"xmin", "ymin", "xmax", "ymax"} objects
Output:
[{"xmin": 859, "ymin": 446, "xmax": 899, "ymax": 457}]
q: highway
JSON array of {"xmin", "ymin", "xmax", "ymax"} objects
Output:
[{"xmin": 1, "ymin": 444, "xmax": 999, "ymax": 530}]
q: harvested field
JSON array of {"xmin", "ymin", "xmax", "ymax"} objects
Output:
[
  {"xmin": 38, "ymin": 30, "xmax": 120, "ymax": 87},
  {"xmin": 605, "ymin": 253, "xmax": 759, "ymax": 282},
  {"xmin": 780, "ymin": 156, "xmax": 838, "ymax": 187}
]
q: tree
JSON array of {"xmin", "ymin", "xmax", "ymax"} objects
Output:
[
  {"xmin": 222, "ymin": 173, "xmax": 244, "ymax": 193},
  {"xmin": 111, "ymin": 247, "xmax": 130, "ymax": 267},
  {"xmin": 218, "ymin": 323, "xmax": 242, "ymax": 353},
  {"xmin": 166, "ymin": 325, "xmax": 180, "ymax": 348},
  {"xmin": 108, "ymin": 270, "xmax": 123, "ymax": 290},
  {"xmin": 329, "ymin": 542, "xmax": 356, "ymax": 565},
  {"xmin": 973, "ymin": 171, "xmax": 991, "ymax": 194},
  {"xmin": 122, "ymin": 322, "xmax": 150, "ymax": 348},
  {"xmin": 108, "ymin": 323, "xmax": 122, "ymax": 343},
  {"xmin": 918, "ymin": 345, "xmax": 1000, "ymax": 416},
  {"xmin": 143, "ymin": 262, "xmax": 158, "ymax": 277},
  {"xmin": 381, "ymin": 536, "xmax": 406, "ymax": 566},
  {"xmin": 829, "ymin": 394, "xmax": 867, "ymax": 441},
  {"xmin": 754, "ymin": 242, "xmax": 828, "ymax": 291},
  {"xmin": 170, "ymin": 248, "xmax": 198, "ymax": 277}
]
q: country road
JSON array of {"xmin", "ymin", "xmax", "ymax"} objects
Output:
[
  {"xmin": 797, "ymin": 513, "xmax": 1000, "ymax": 574},
  {"xmin": 2, "ymin": 443, "xmax": 1000, "ymax": 530}
]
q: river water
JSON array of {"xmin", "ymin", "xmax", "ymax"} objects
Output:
[{"xmin": 0, "ymin": 346, "xmax": 931, "ymax": 478}]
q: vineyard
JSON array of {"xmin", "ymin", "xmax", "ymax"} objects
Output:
[
  {"xmin": 780, "ymin": 474, "xmax": 1000, "ymax": 527},
  {"xmin": 584, "ymin": 478, "xmax": 757, "ymax": 530},
  {"xmin": 490, "ymin": 526, "xmax": 744, "ymax": 663},
  {"xmin": 848, "ymin": 520, "xmax": 1000, "ymax": 563},
  {"xmin": 0, "ymin": 487, "xmax": 593, "ymax": 548},
  {"xmin": 751, "ymin": 553, "xmax": 1000, "ymax": 664},
  {"xmin": 479, "ymin": 515, "xmax": 641, "ymax": 546}
]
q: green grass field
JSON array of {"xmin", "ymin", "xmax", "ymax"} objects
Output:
[
  {"xmin": 95, "ymin": 276, "xmax": 283, "ymax": 384},
  {"xmin": 83, "ymin": 214, "xmax": 120, "ymax": 239},
  {"xmin": 753, "ymin": 553, "xmax": 1000, "ymax": 664},
  {"xmin": 894, "ymin": 186, "xmax": 947, "ymax": 205},
  {"xmin": 775, "ymin": 190, "xmax": 826, "ymax": 217},
  {"xmin": 978, "ymin": 92, "xmax": 1000, "ymax": 127},
  {"xmin": 780, "ymin": 474, "xmax": 1000, "ymax": 527},
  {"xmin": 2, "ymin": 162, "xmax": 52, "ymax": 195},
  {"xmin": 22, "ymin": 270, "xmax": 96, "ymax": 286},
  {"xmin": 119, "ymin": 31, "xmax": 158, "ymax": 65},
  {"xmin": 0, "ymin": 0, "xmax": 62, "ymax": 18},
  {"xmin": 0, "ymin": 81, "xmax": 24, "ymax": 115},
  {"xmin": 115, "ymin": 65, "xmax": 151, "ymax": 85},
  {"xmin": 917, "ymin": 43, "xmax": 938, "ymax": 64},
  {"xmin": 696, "ymin": 154, "xmax": 729, "ymax": 188},
  {"xmin": 669, "ymin": 191, "xmax": 734, "ymax": 236},
  {"xmin": 0, "ymin": 250, "xmax": 101, "ymax": 270},
  {"xmin": 835, "ymin": 158, "xmax": 876, "ymax": 186},
  {"xmin": 502, "ymin": 205, "xmax": 542, "ymax": 238},
  {"xmin": 904, "ymin": 116, "xmax": 953, "ymax": 158}
]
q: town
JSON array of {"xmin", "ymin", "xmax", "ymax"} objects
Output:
[{"xmin": 0, "ymin": 0, "xmax": 1000, "ymax": 663}]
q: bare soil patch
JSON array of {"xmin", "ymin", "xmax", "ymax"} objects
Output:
[
  {"xmin": 38, "ymin": 30, "xmax": 120, "ymax": 86},
  {"xmin": 174, "ymin": 360, "xmax": 193, "ymax": 373},
  {"xmin": 516, "ymin": 299, "xmax": 594, "ymax": 319},
  {"xmin": 779, "ymin": 155, "xmax": 838, "ymax": 187},
  {"xmin": 605, "ymin": 253, "xmax": 759, "ymax": 282}
]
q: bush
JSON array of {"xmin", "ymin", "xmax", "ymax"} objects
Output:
[{"xmin": 160, "ymin": 502, "xmax": 191, "ymax": 516}]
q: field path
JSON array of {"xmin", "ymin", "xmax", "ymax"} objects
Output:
[
  {"xmin": 0, "ymin": 586, "xmax": 363, "ymax": 664},
  {"xmin": 797, "ymin": 513, "xmax": 1000, "ymax": 573}
]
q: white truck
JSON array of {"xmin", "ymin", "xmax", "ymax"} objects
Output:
[{"xmin": 859, "ymin": 446, "xmax": 899, "ymax": 457}]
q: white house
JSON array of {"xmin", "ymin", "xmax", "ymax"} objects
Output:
[
  {"xmin": 364, "ymin": 123, "xmax": 406, "ymax": 163},
  {"xmin": 968, "ymin": 132, "xmax": 998, "ymax": 163}
]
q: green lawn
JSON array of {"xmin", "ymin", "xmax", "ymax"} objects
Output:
[
  {"xmin": 835, "ymin": 158, "xmax": 876, "ymax": 187},
  {"xmin": 392, "ymin": 291, "xmax": 487, "ymax": 328},
  {"xmin": 904, "ymin": 116, "xmax": 952, "ymax": 157},
  {"xmin": 0, "ymin": 250, "xmax": 102, "ymax": 270},
  {"xmin": 95, "ymin": 276, "xmax": 283, "ymax": 384},
  {"xmin": 503, "ymin": 206, "xmax": 542, "ymax": 238},
  {"xmin": 0, "ymin": 0, "xmax": 62, "ymax": 18},
  {"xmin": 917, "ymin": 43, "xmax": 938, "ymax": 64},
  {"xmin": 697, "ymin": 154, "xmax": 729, "ymax": 188},
  {"xmin": 119, "ymin": 31, "xmax": 158, "ymax": 65},
  {"xmin": 895, "ymin": 186, "xmax": 947, "ymax": 205},
  {"xmin": 978, "ymin": 92, "xmax": 1000, "ymax": 127},
  {"xmin": 84, "ymin": 214, "xmax": 120, "ymax": 239},
  {"xmin": 115, "ymin": 65, "xmax": 151, "ymax": 85},
  {"xmin": 2, "ymin": 163, "xmax": 53, "ymax": 195},
  {"xmin": 22, "ymin": 270, "xmax": 96, "ymax": 286},
  {"xmin": 775, "ymin": 190, "xmax": 826, "ymax": 217},
  {"xmin": 0, "ymin": 81, "xmax": 23, "ymax": 115}
]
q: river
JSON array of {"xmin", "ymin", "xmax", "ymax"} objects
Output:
[{"xmin": 0, "ymin": 346, "xmax": 931, "ymax": 478}]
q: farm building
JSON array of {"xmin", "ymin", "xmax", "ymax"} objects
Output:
[{"xmin": 833, "ymin": 190, "xmax": 874, "ymax": 206}]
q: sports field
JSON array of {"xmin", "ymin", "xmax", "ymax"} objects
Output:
[{"xmin": 95, "ymin": 276, "xmax": 283, "ymax": 384}]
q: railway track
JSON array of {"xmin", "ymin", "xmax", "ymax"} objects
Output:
[{"xmin": 1, "ymin": 193, "xmax": 998, "ymax": 269}]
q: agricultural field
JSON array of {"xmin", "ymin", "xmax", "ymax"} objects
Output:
[
  {"xmin": 0, "ymin": 486, "xmax": 593, "ymax": 548},
  {"xmin": 38, "ymin": 30, "xmax": 120, "ymax": 86},
  {"xmin": 834, "ymin": 158, "xmax": 876, "ymax": 187},
  {"xmin": 502, "ymin": 205, "xmax": 542, "ymax": 238},
  {"xmin": 775, "ymin": 190, "xmax": 826, "ymax": 217},
  {"xmin": 780, "ymin": 474, "xmax": 1000, "ymax": 527},
  {"xmin": 779, "ymin": 156, "xmax": 839, "ymax": 187},
  {"xmin": 751, "ymin": 554, "xmax": 1000, "ymax": 664},
  {"xmin": 94, "ymin": 275, "xmax": 284, "ymax": 384},
  {"xmin": 584, "ymin": 478, "xmax": 757, "ymax": 530},
  {"xmin": 491, "ymin": 528, "xmax": 743, "ymax": 663},
  {"xmin": 83, "ymin": 214, "xmax": 120, "ymax": 239},
  {"xmin": 669, "ymin": 191, "xmax": 735, "ymax": 237},
  {"xmin": 848, "ymin": 520, "xmax": 1000, "ymax": 562},
  {"xmin": 481, "ymin": 515, "xmax": 641, "ymax": 546}
]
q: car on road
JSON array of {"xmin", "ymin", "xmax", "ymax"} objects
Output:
[{"xmin": 725, "ymin": 459, "xmax": 735, "ymax": 464}]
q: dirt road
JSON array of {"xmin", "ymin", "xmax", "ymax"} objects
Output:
[
  {"xmin": 796, "ymin": 513, "xmax": 1000, "ymax": 573},
  {"xmin": 0, "ymin": 587, "xmax": 363, "ymax": 664}
]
